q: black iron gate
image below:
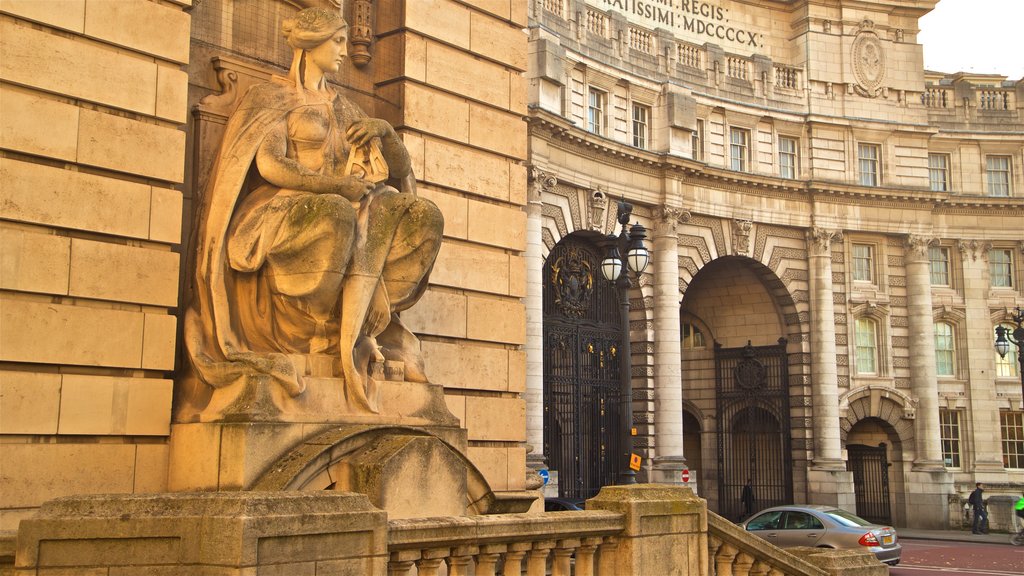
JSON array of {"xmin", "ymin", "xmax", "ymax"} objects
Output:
[
  {"xmin": 715, "ymin": 339, "xmax": 792, "ymax": 520},
  {"xmin": 847, "ymin": 444, "xmax": 891, "ymax": 525},
  {"xmin": 543, "ymin": 237, "xmax": 622, "ymax": 499}
]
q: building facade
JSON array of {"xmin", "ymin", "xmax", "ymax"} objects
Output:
[{"xmin": 525, "ymin": 0, "xmax": 1024, "ymax": 528}]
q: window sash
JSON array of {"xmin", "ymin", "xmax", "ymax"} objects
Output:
[
  {"xmin": 855, "ymin": 318, "xmax": 878, "ymax": 374},
  {"xmin": 934, "ymin": 323, "xmax": 955, "ymax": 377},
  {"xmin": 940, "ymin": 409, "xmax": 962, "ymax": 468},
  {"xmin": 587, "ymin": 88, "xmax": 605, "ymax": 135},
  {"xmin": 1000, "ymin": 411, "xmax": 1024, "ymax": 469},
  {"xmin": 986, "ymin": 156, "xmax": 1011, "ymax": 197},
  {"xmin": 990, "ymin": 249, "xmax": 1013, "ymax": 287},
  {"xmin": 682, "ymin": 323, "xmax": 705, "ymax": 349},
  {"xmin": 779, "ymin": 137, "xmax": 797, "ymax": 179},
  {"xmin": 852, "ymin": 244, "xmax": 873, "ymax": 282},
  {"xmin": 858, "ymin": 144, "xmax": 879, "ymax": 186},
  {"xmin": 730, "ymin": 128, "xmax": 749, "ymax": 172},
  {"xmin": 929, "ymin": 154, "xmax": 949, "ymax": 192},
  {"xmin": 632, "ymin": 104, "xmax": 649, "ymax": 149},
  {"xmin": 929, "ymin": 246, "xmax": 950, "ymax": 285}
]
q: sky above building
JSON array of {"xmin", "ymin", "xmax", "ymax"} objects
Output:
[{"xmin": 919, "ymin": 0, "xmax": 1024, "ymax": 79}]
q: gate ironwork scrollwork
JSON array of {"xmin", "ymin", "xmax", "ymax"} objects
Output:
[
  {"xmin": 543, "ymin": 237, "xmax": 623, "ymax": 499},
  {"xmin": 715, "ymin": 339, "xmax": 793, "ymax": 520}
]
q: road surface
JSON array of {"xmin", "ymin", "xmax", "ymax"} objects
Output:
[{"xmin": 891, "ymin": 537, "xmax": 1023, "ymax": 576}]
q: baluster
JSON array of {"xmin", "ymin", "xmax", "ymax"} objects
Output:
[
  {"xmin": 416, "ymin": 547, "xmax": 450, "ymax": 576},
  {"xmin": 389, "ymin": 550, "xmax": 419, "ymax": 576},
  {"xmin": 734, "ymin": 551, "xmax": 754, "ymax": 576},
  {"xmin": 715, "ymin": 542, "xmax": 738, "ymax": 576},
  {"xmin": 526, "ymin": 540, "xmax": 554, "ymax": 576},
  {"xmin": 749, "ymin": 559, "xmax": 770, "ymax": 576},
  {"xmin": 767, "ymin": 568, "xmax": 784, "ymax": 576},
  {"xmin": 475, "ymin": 543, "xmax": 505, "ymax": 576},
  {"xmin": 448, "ymin": 545, "xmax": 478, "ymax": 576},
  {"xmin": 551, "ymin": 538, "xmax": 579, "ymax": 576},
  {"xmin": 503, "ymin": 542, "xmax": 531, "ymax": 576},
  {"xmin": 575, "ymin": 537, "xmax": 602, "ymax": 576},
  {"xmin": 708, "ymin": 534, "xmax": 722, "ymax": 575},
  {"xmin": 596, "ymin": 536, "xmax": 619, "ymax": 575}
]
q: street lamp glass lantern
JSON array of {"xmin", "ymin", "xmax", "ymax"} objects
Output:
[
  {"xmin": 995, "ymin": 325, "xmax": 1010, "ymax": 358},
  {"xmin": 626, "ymin": 223, "xmax": 649, "ymax": 273},
  {"xmin": 601, "ymin": 243, "xmax": 623, "ymax": 282}
]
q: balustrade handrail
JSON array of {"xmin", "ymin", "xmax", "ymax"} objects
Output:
[
  {"xmin": 388, "ymin": 510, "xmax": 624, "ymax": 550},
  {"xmin": 707, "ymin": 511, "xmax": 828, "ymax": 576}
]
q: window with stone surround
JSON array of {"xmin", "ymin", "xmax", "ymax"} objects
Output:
[
  {"xmin": 989, "ymin": 248, "xmax": 1014, "ymax": 288},
  {"xmin": 934, "ymin": 322, "xmax": 956, "ymax": 377},
  {"xmin": 682, "ymin": 323, "xmax": 705, "ymax": 349},
  {"xmin": 929, "ymin": 246, "xmax": 950, "ymax": 286},
  {"xmin": 1000, "ymin": 410, "xmax": 1024, "ymax": 469},
  {"xmin": 858, "ymin": 143, "xmax": 880, "ymax": 186},
  {"xmin": 587, "ymin": 87, "xmax": 606, "ymax": 136},
  {"xmin": 730, "ymin": 127, "xmax": 750, "ymax": 172},
  {"xmin": 986, "ymin": 155, "xmax": 1011, "ymax": 197},
  {"xmin": 779, "ymin": 136, "xmax": 797, "ymax": 179},
  {"xmin": 996, "ymin": 323, "xmax": 1020, "ymax": 379},
  {"xmin": 929, "ymin": 153, "xmax": 950, "ymax": 192},
  {"xmin": 939, "ymin": 409, "xmax": 962, "ymax": 468},
  {"xmin": 692, "ymin": 119, "xmax": 704, "ymax": 161},
  {"xmin": 632, "ymin": 103, "xmax": 650, "ymax": 149},
  {"xmin": 851, "ymin": 243, "xmax": 874, "ymax": 283},
  {"xmin": 854, "ymin": 317, "xmax": 879, "ymax": 375}
]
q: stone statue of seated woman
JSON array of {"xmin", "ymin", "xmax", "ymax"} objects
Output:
[{"xmin": 183, "ymin": 7, "xmax": 443, "ymax": 417}]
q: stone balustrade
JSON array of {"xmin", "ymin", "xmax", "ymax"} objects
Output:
[
  {"xmin": 387, "ymin": 511, "xmax": 623, "ymax": 575},
  {"xmin": 707, "ymin": 512, "xmax": 829, "ymax": 576},
  {"xmin": 774, "ymin": 65, "xmax": 801, "ymax": 90}
]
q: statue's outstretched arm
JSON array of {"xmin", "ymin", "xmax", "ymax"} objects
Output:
[
  {"xmin": 346, "ymin": 118, "xmax": 412, "ymax": 181},
  {"xmin": 256, "ymin": 120, "xmax": 373, "ymax": 201}
]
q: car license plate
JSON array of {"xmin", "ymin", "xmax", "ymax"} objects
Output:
[{"xmin": 882, "ymin": 535, "xmax": 894, "ymax": 545}]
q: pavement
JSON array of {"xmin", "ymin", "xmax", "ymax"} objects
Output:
[{"xmin": 898, "ymin": 528, "xmax": 1015, "ymax": 545}]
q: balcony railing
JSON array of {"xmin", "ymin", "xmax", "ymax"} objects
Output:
[
  {"xmin": 679, "ymin": 42, "xmax": 705, "ymax": 70},
  {"xmin": 727, "ymin": 57, "xmax": 750, "ymax": 81},
  {"xmin": 922, "ymin": 88, "xmax": 949, "ymax": 108},
  {"xmin": 543, "ymin": 0, "xmax": 564, "ymax": 18},
  {"xmin": 979, "ymin": 89, "xmax": 1011, "ymax": 111},
  {"xmin": 774, "ymin": 65, "xmax": 801, "ymax": 90},
  {"xmin": 629, "ymin": 27, "xmax": 654, "ymax": 54},
  {"xmin": 586, "ymin": 9, "xmax": 608, "ymax": 37}
]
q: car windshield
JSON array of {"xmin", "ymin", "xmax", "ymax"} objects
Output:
[{"xmin": 823, "ymin": 509, "xmax": 874, "ymax": 527}]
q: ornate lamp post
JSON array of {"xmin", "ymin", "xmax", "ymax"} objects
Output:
[
  {"xmin": 600, "ymin": 200, "xmax": 650, "ymax": 485},
  {"xmin": 994, "ymin": 306, "xmax": 1024, "ymax": 401}
]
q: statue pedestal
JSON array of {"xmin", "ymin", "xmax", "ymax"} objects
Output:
[{"xmin": 168, "ymin": 367, "xmax": 536, "ymax": 518}]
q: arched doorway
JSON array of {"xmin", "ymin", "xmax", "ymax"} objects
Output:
[
  {"xmin": 846, "ymin": 418, "xmax": 898, "ymax": 525},
  {"xmin": 542, "ymin": 234, "xmax": 623, "ymax": 499},
  {"xmin": 682, "ymin": 409, "xmax": 703, "ymax": 483}
]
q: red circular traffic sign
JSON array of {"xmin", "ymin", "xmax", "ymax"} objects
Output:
[{"xmin": 681, "ymin": 469, "xmax": 690, "ymax": 482}]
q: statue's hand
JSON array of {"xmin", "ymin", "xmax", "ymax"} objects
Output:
[
  {"xmin": 335, "ymin": 174, "xmax": 374, "ymax": 201},
  {"xmin": 346, "ymin": 118, "xmax": 393, "ymax": 148}
]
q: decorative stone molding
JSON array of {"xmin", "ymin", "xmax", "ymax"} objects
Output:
[
  {"xmin": 904, "ymin": 234, "xmax": 937, "ymax": 259},
  {"xmin": 528, "ymin": 167, "xmax": 557, "ymax": 202},
  {"xmin": 652, "ymin": 206, "xmax": 690, "ymax": 236},
  {"xmin": 852, "ymin": 19, "xmax": 885, "ymax": 98},
  {"xmin": 731, "ymin": 219, "xmax": 752, "ymax": 256},
  {"xmin": 587, "ymin": 188, "xmax": 609, "ymax": 232},
  {"xmin": 807, "ymin": 227, "xmax": 842, "ymax": 256},
  {"xmin": 957, "ymin": 239, "xmax": 983, "ymax": 261}
]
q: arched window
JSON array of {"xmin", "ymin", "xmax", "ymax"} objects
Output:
[
  {"xmin": 934, "ymin": 322, "xmax": 955, "ymax": 377},
  {"xmin": 855, "ymin": 318, "xmax": 878, "ymax": 375},
  {"xmin": 995, "ymin": 323, "xmax": 1020, "ymax": 378}
]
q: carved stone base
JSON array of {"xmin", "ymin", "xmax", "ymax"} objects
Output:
[{"xmin": 175, "ymin": 355, "xmax": 459, "ymax": 427}]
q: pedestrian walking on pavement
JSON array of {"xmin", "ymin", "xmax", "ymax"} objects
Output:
[{"xmin": 968, "ymin": 482, "xmax": 988, "ymax": 534}]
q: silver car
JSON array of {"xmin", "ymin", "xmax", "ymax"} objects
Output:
[{"xmin": 741, "ymin": 505, "xmax": 901, "ymax": 565}]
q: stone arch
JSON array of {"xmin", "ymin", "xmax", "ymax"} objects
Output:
[
  {"xmin": 250, "ymin": 425, "xmax": 524, "ymax": 518},
  {"xmin": 839, "ymin": 385, "xmax": 916, "ymax": 447}
]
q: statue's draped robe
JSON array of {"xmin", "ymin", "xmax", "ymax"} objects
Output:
[{"xmin": 184, "ymin": 77, "xmax": 441, "ymax": 413}]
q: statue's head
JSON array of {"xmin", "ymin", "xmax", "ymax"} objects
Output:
[{"xmin": 283, "ymin": 8, "xmax": 349, "ymax": 82}]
